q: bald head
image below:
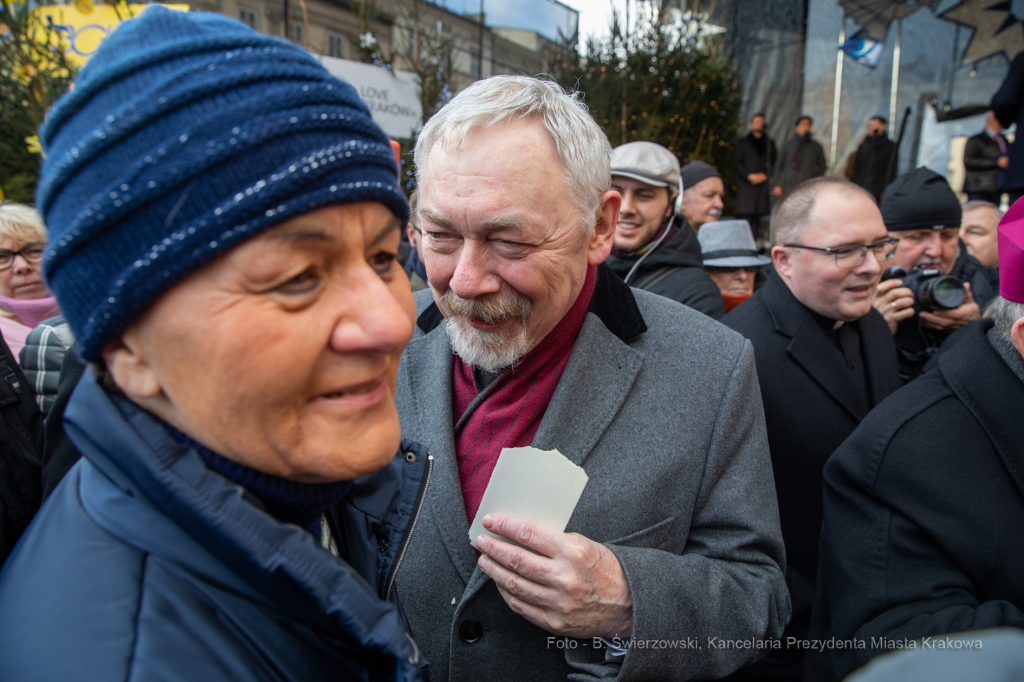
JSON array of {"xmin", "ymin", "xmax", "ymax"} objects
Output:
[{"xmin": 770, "ymin": 177, "xmax": 878, "ymax": 246}]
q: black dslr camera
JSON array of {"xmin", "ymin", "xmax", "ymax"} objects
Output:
[{"xmin": 882, "ymin": 265, "xmax": 966, "ymax": 312}]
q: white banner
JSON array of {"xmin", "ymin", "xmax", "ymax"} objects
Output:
[{"xmin": 318, "ymin": 57, "xmax": 422, "ymax": 139}]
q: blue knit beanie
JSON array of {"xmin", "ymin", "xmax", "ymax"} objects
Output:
[{"xmin": 36, "ymin": 7, "xmax": 408, "ymax": 362}]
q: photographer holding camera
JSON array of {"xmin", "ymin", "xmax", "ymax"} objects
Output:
[{"xmin": 874, "ymin": 168, "xmax": 998, "ymax": 382}]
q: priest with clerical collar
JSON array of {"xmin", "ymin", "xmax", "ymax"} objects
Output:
[{"xmin": 724, "ymin": 176, "xmax": 901, "ymax": 682}]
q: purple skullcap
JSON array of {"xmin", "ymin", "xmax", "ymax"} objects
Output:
[{"xmin": 999, "ymin": 197, "xmax": 1024, "ymax": 303}]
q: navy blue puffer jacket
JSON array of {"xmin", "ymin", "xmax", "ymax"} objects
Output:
[{"xmin": 0, "ymin": 371, "xmax": 432, "ymax": 681}]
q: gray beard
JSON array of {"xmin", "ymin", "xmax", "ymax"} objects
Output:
[{"xmin": 445, "ymin": 317, "xmax": 532, "ymax": 374}]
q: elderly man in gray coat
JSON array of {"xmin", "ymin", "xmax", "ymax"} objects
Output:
[{"xmin": 394, "ymin": 76, "xmax": 790, "ymax": 682}]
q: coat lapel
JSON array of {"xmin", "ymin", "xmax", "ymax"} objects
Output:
[
  {"xmin": 398, "ymin": 325, "xmax": 478, "ymax": 584},
  {"xmin": 763, "ymin": 275, "xmax": 869, "ymax": 421},
  {"xmin": 859, "ymin": 310, "xmax": 901, "ymax": 407},
  {"xmin": 531, "ymin": 313, "xmax": 643, "ymax": 467}
]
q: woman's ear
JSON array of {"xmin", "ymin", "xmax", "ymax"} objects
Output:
[{"xmin": 101, "ymin": 333, "xmax": 161, "ymax": 400}]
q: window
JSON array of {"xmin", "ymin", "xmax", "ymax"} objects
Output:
[
  {"xmin": 290, "ymin": 22, "xmax": 304, "ymax": 45},
  {"xmin": 327, "ymin": 31, "xmax": 345, "ymax": 58},
  {"xmin": 470, "ymin": 53, "xmax": 481, "ymax": 78},
  {"xmin": 238, "ymin": 7, "xmax": 258, "ymax": 31}
]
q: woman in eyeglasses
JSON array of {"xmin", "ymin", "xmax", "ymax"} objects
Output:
[{"xmin": 0, "ymin": 203, "xmax": 58, "ymax": 360}]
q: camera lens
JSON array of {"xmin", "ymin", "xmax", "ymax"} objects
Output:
[{"xmin": 920, "ymin": 276, "xmax": 966, "ymax": 311}]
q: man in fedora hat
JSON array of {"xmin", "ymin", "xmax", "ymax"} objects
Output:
[
  {"xmin": 698, "ymin": 219, "xmax": 772, "ymax": 313},
  {"xmin": 605, "ymin": 141, "xmax": 724, "ymax": 318},
  {"xmin": 724, "ymin": 177, "xmax": 900, "ymax": 682}
]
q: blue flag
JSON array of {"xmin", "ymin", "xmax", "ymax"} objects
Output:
[{"xmin": 841, "ymin": 29, "xmax": 884, "ymax": 68}]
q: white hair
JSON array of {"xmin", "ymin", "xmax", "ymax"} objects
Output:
[
  {"xmin": 414, "ymin": 76, "xmax": 611, "ymax": 232},
  {"xmin": 989, "ymin": 296, "xmax": 1024, "ymax": 346}
]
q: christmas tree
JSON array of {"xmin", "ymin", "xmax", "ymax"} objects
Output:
[
  {"xmin": 550, "ymin": 0, "xmax": 741, "ymax": 210},
  {"xmin": 0, "ymin": 0, "xmax": 77, "ymax": 204}
]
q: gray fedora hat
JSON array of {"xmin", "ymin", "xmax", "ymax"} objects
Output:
[{"xmin": 698, "ymin": 219, "xmax": 772, "ymax": 267}]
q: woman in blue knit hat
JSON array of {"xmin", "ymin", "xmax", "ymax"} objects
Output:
[{"xmin": 0, "ymin": 8, "xmax": 429, "ymax": 681}]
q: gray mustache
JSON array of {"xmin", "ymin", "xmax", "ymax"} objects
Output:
[{"xmin": 442, "ymin": 288, "xmax": 532, "ymax": 325}]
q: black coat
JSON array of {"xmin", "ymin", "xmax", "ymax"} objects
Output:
[
  {"xmin": 606, "ymin": 219, "xmax": 725, "ymax": 319},
  {"xmin": 735, "ymin": 132, "xmax": 777, "ymax": 216},
  {"xmin": 806, "ymin": 320, "xmax": 1024, "ymax": 682},
  {"xmin": 892, "ymin": 243, "xmax": 999, "ymax": 384},
  {"xmin": 723, "ymin": 273, "xmax": 900, "ymax": 587},
  {"xmin": 991, "ymin": 52, "xmax": 1024, "ymax": 192},
  {"xmin": 850, "ymin": 134, "xmax": 895, "ymax": 203},
  {"xmin": 962, "ymin": 131, "xmax": 1007, "ymax": 194},
  {"xmin": 774, "ymin": 134, "xmax": 827, "ymax": 195},
  {"xmin": 723, "ymin": 276, "xmax": 899, "ymax": 682},
  {"xmin": 0, "ymin": 331, "xmax": 44, "ymax": 566}
]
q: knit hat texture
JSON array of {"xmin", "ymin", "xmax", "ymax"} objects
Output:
[
  {"xmin": 680, "ymin": 161, "xmax": 722, "ymax": 192},
  {"xmin": 879, "ymin": 167, "xmax": 961, "ymax": 232},
  {"xmin": 36, "ymin": 7, "xmax": 407, "ymax": 362}
]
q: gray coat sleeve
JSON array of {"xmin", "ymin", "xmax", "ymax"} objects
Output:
[{"xmin": 606, "ymin": 340, "xmax": 791, "ymax": 681}]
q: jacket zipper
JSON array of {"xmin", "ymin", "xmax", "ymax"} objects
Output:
[{"xmin": 384, "ymin": 452, "xmax": 433, "ymax": 602}]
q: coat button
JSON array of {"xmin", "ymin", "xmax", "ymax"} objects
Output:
[{"xmin": 458, "ymin": 619, "xmax": 483, "ymax": 643}]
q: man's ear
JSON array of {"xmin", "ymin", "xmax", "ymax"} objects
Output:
[
  {"xmin": 665, "ymin": 191, "xmax": 679, "ymax": 221},
  {"xmin": 1011, "ymin": 316, "xmax": 1024, "ymax": 362},
  {"xmin": 588, "ymin": 189, "xmax": 620, "ymax": 266},
  {"xmin": 772, "ymin": 245, "xmax": 792, "ymax": 280},
  {"xmin": 101, "ymin": 333, "xmax": 162, "ymax": 400}
]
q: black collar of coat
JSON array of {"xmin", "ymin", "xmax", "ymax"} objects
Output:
[
  {"xmin": 940, "ymin": 319, "xmax": 1024, "ymax": 499},
  {"xmin": 759, "ymin": 271, "xmax": 898, "ymax": 420},
  {"xmin": 416, "ymin": 262, "xmax": 647, "ymax": 344}
]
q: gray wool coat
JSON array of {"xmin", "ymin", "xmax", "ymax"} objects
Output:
[{"xmin": 394, "ymin": 266, "xmax": 790, "ymax": 682}]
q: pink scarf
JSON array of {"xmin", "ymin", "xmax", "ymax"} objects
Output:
[
  {"xmin": 0, "ymin": 294, "xmax": 60, "ymax": 328},
  {"xmin": 452, "ymin": 265, "xmax": 597, "ymax": 522}
]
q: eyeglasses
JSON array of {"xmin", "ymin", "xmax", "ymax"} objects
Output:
[
  {"xmin": 0, "ymin": 242, "xmax": 45, "ymax": 271},
  {"xmin": 783, "ymin": 237, "xmax": 899, "ymax": 268}
]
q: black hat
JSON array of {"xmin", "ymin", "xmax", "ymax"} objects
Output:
[
  {"xmin": 680, "ymin": 161, "xmax": 721, "ymax": 192},
  {"xmin": 880, "ymin": 167, "xmax": 962, "ymax": 231}
]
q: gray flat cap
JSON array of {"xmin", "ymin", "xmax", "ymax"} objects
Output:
[
  {"xmin": 610, "ymin": 142, "xmax": 681, "ymax": 189},
  {"xmin": 698, "ymin": 219, "xmax": 772, "ymax": 267}
]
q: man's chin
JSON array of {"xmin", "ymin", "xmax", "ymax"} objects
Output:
[{"xmin": 446, "ymin": 317, "xmax": 531, "ymax": 373}]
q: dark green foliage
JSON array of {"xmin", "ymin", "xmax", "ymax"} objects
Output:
[
  {"xmin": 549, "ymin": 2, "xmax": 741, "ymax": 212},
  {"xmin": 0, "ymin": 0, "xmax": 77, "ymax": 205}
]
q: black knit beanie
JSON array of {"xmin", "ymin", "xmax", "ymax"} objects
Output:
[{"xmin": 880, "ymin": 167, "xmax": 962, "ymax": 232}]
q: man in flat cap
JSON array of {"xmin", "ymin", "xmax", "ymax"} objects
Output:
[
  {"xmin": 806, "ymin": 200, "xmax": 1024, "ymax": 682},
  {"xmin": 724, "ymin": 178, "xmax": 900, "ymax": 682},
  {"xmin": 873, "ymin": 167, "xmax": 998, "ymax": 382},
  {"xmin": 773, "ymin": 116, "xmax": 826, "ymax": 199},
  {"xmin": 606, "ymin": 142, "xmax": 725, "ymax": 319},
  {"xmin": 679, "ymin": 160, "xmax": 725, "ymax": 232}
]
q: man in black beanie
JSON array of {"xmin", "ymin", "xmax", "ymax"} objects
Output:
[
  {"xmin": 874, "ymin": 167, "xmax": 998, "ymax": 382},
  {"xmin": 679, "ymin": 160, "xmax": 725, "ymax": 232}
]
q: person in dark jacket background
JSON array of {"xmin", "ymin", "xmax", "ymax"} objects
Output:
[
  {"xmin": 962, "ymin": 111, "xmax": 1009, "ymax": 204},
  {"xmin": 872, "ymin": 168, "xmax": 997, "ymax": 383},
  {"xmin": 991, "ymin": 53, "xmax": 1024, "ymax": 204},
  {"xmin": 723, "ymin": 178, "xmax": 900, "ymax": 682},
  {"xmin": 606, "ymin": 141, "xmax": 725, "ymax": 319},
  {"xmin": 805, "ymin": 202, "xmax": 1024, "ymax": 682},
  {"xmin": 773, "ymin": 116, "xmax": 827, "ymax": 199},
  {"xmin": 0, "ymin": 9, "xmax": 428, "ymax": 681},
  {"xmin": 850, "ymin": 116, "xmax": 895, "ymax": 203},
  {"xmin": 735, "ymin": 113, "xmax": 777, "ymax": 240}
]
